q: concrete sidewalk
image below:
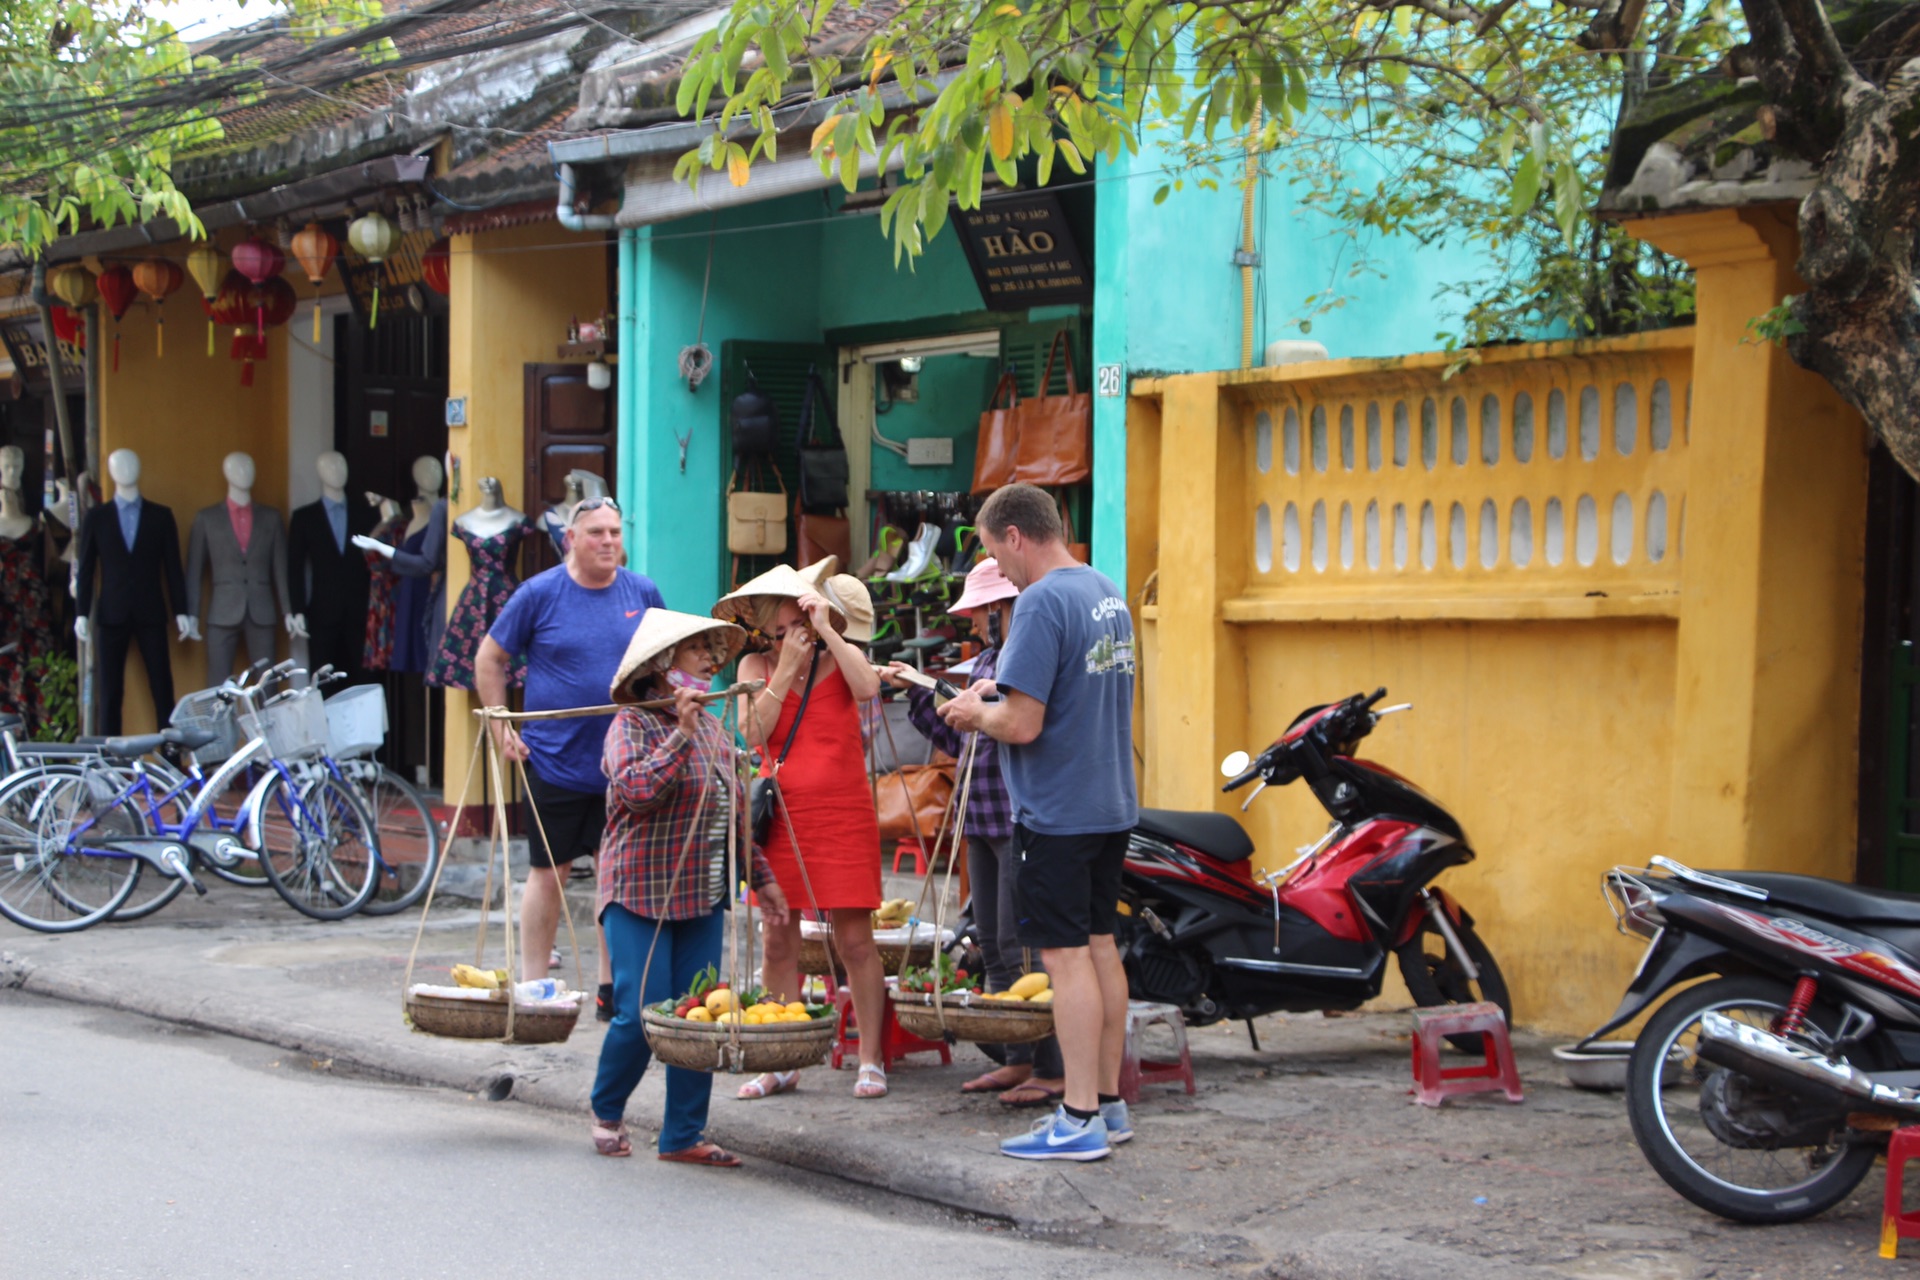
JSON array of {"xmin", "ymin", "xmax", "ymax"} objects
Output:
[{"xmin": 1, "ymin": 890, "xmax": 1892, "ymax": 1279}]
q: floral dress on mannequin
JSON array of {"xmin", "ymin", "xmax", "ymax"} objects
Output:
[
  {"xmin": 427, "ymin": 520, "xmax": 528, "ymax": 689},
  {"xmin": 361, "ymin": 511, "xmax": 407, "ymax": 671},
  {"xmin": 0, "ymin": 518, "xmax": 55, "ymax": 733}
]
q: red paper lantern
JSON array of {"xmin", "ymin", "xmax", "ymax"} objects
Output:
[
  {"xmin": 96, "ymin": 265, "xmax": 137, "ymax": 372},
  {"xmin": 209, "ymin": 270, "xmax": 251, "ymax": 328},
  {"xmin": 421, "ymin": 238, "xmax": 451, "ymax": 296},
  {"xmin": 48, "ymin": 304, "xmax": 83, "ymax": 348},
  {"xmin": 249, "ymin": 276, "xmax": 297, "ymax": 330}
]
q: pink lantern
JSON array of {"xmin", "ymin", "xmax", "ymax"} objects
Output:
[{"xmin": 230, "ymin": 237, "xmax": 286, "ymax": 337}]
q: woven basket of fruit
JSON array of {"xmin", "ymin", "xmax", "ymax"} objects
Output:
[
  {"xmin": 406, "ymin": 967, "xmax": 585, "ymax": 1044},
  {"xmin": 890, "ymin": 969, "xmax": 1054, "ymax": 1044},
  {"xmin": 641, "ymin": 966, "xmax": 834, "ymax": 1074}
]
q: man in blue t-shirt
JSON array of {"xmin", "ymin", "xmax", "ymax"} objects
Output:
[
  {"xmin": 940, "ymin": 483, "xmax": 1137, "ymax": 1163},
  {"xmin": 475, "ymin": 498, "xmax": 663, "ymax": 1006}
]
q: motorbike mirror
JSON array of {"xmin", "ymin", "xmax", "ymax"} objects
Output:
[{"xmin": 1220, "ymin": 751, "xmax": 1251, "ymax": 779}]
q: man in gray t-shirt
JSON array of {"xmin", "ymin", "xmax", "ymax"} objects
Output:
[{"xmin": 941, "ymin": 484, "xmax": 1137, "ymax": 1163}]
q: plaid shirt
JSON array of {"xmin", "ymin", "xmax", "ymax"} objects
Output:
[
  {"xmin": 905, "ymin": 648, "xmax": 1013, "ymax": 841},
  {"xmin": 599, "ymin": 703, "xmax": 772, "ymax": 922}
]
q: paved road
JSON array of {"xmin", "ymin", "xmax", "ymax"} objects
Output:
[{"xmin": 1, "ymin": 991, "xmax": 1172, "ymax": 1280}]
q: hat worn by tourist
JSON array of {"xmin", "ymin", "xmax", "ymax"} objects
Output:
[
  {"xmin": 818, "ymin": 573, "xmax": 873, "ymax": 643},
  {"xmin": 713, "ymin": 560, "xmax": 848, "ymax": 642},
  {"xmin": 951, "ymin": 558, "xmax": 1019, "ymax": 613},
  {"xmin": 610, "ymin": 609, "xmax": 748, "ymax": 704}
]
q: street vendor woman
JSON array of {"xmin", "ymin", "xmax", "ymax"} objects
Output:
[{"xmin": 590, "ymin": 609, "xmax": 789, "ymax": 1166}]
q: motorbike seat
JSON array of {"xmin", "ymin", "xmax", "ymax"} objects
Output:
[
  {"xmin": 1719, "ymin": 871, "xmax": 1920, "ymax": 930},
  {"xmin": 1135, "ymin": 808, "xmax": 1256, "ymax": 863}
]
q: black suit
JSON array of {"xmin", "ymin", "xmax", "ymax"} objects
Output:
[
  {"xmin": 287, "ymin": 499, "xmax": 377, "ymax": 682},
  {"xmin": 75, "ymin": 499, "xmax": 188, "ymax": 734}
]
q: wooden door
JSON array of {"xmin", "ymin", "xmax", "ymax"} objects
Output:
[{"xmin": 523, "ymin": 363, "xmax": 615, "ymax": 579}]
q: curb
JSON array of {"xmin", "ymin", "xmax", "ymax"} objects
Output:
[{"xmin": 1, "ymin": 950, "xmax": 1099, "ymax": 1230}]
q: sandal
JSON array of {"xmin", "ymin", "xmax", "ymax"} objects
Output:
[
  {"xmin": 999, "ymin": 1080, "xmax": 1064, "ymax": 1108},
  {"xmin": 961, "ymin": 1066, "xmax": 1031, "ymax": 1094},
  {"xmin": 659, "ymin": 1141, "xmax": 741, "ymax": 1167},
  {"xmin": 854, "ymin": 1064, "xmax": 889, "ymax": 1099},
  {"xmin": 592, "ymin": 1119, "xmax": 631, "ymax": 1157},
  {"xmin": 736, "ymin": 1070, "xmax": 799, "ymax": 1101}
]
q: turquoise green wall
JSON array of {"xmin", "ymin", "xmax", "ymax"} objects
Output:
[{"xmin": 869, "ymin": 353, "xmax": 997, "ymax": 492}]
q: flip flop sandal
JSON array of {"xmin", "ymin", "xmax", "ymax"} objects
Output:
[
  {"xmin": 659, "ymin": 1142, "xmax": 741, "ymax": 1168},
  {"xmin": 592, "ymin": 1120, "xmax": 632, "ymax": 1157},
  {"xmin": 736, "ymin": 1070, "xmax": 799, "ymax": 1100},
  {"xmin": 854, "ymin": 1064, "xmax": 889, "ymax": 1099},
  {"xmin": 999, "ymin": 1081, "xmax": 1065, "ymax": 1108},
  {"xmin": 961, "ymin": 1068, "xmax": 1032, "ymax": 1094}
]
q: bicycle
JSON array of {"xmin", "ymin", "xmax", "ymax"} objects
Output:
[{"xmin": 0, "ymin": 663, "xmax": 381, "ymax": 931}]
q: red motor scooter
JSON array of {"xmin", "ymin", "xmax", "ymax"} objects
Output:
[{"xmin": 1117, "ymin": 688, "xmax": 1510, "ymax": 1035}]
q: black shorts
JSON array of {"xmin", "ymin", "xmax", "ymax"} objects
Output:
[
  {"xmin": 1012, "ymin": 824, "xmax": 1129, "ymax": 950},
  {"xmin": 523, "ymin": 764, "xmax": 606, "ymax": 868}
]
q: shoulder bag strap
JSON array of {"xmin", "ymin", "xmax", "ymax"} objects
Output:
[
  {"xmin": 1040, "ymin": 329, "xmax": 1079, "ymax": 396},
  {"xmin": 771, "ymin": 648, "xmax": 821, "ymax": 773}
]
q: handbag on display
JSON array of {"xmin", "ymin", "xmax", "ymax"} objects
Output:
[
  {"xmin": 873, "ymin": 763, "xmax": 956, "ymax": 844},
  {"xmin": 727, "ymin": 459, "xmax": 788, "ymax": 557},
  {"xmin": 796, "ymin": 500, "xmax": 852, "ymax": 571},
  {"xmin": 1010, "ymin": 331, "xmax": 1093, "ymax": 487},
  {"xmin": 730, "ymin": 368, "xmax": 780, "ymax": 458},
  {"xmin": 796, "ymin": 364, "xmax": 850, "ymax": 514},
  {"xmin": 751, "ymin": 652, "xmax": 819, "ymax": 846},
  {"xmin": 970, "ymin": 368, "xmax": 1021, "ymax": 495}
]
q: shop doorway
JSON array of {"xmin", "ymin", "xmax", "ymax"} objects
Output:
[
  {"xmin": 522, "ymin": 363, "xmax": 615, "ymax": 579},
  {"xmin": 334, "ymin": 312, "xmax": 448, "ymax": 788}
]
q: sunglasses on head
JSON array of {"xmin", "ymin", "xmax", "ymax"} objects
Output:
[{"xmin": 567, "ymin": 496, "xmax": 621, "ymax": 526}]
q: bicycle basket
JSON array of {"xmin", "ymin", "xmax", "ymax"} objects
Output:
[
  {"xmin": 324, "ymin": 684, "xmax": 388, "ymax": 758},
  {"xmin": 241, "ymin": 687, "xmax": 330, "ymax": 760},
  {"xmin": 169, "ymin": 689, "xmax": 240, "ymax": 765}
]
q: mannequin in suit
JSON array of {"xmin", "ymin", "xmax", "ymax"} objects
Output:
[
  {"xmin": 288, "ymin": 451, "xmax": 378, "ymax": 685},
  {"xmin": 185, "ymin": 451, "xmax": 292, "ymax": 686},
  {"xmin": 74, "ymin": 448, "xmax": 191, "ymax": 734}
]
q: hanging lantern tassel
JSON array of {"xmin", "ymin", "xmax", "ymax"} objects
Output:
[
  {"xmin": 371, "ymin": 279, "xmax": 381, "ymax": 330},
  {"xmin": 313, "ymin": 300, "xmax": 322, "ymax": 344}
]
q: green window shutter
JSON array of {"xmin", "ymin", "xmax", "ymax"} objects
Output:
[
  {"xmin": 998, "ymin": 318, "xmax": 1086, "ymax": 398},
  {"xmin": 717, "ymin": 339, "xmax": 837, "ymax": 588}
]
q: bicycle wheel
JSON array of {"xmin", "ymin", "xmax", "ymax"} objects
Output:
[
  {"xmin": 351, "ymin": 764, "xmax": 442, "ymax": 917},
  {"xmin": 176, "ymin": 761, "xmax": 272, "ymax": 890},
  {"xmin": 250, "ymin": 770, "xmax": 379, "ymax": 920},
  {"xmin": 0, "ymin": 768, "xmax": 145, "ymax": 933}
]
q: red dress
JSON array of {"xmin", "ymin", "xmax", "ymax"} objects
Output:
[{"xmin": 758, "ymin": 662, "xmax": 882, "ymax": 911}]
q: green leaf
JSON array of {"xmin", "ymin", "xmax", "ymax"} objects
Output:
[
  {"xmin": 1153, "ymin": 183, "xmax": 1170, "ymax": 205},
  {"xmin": 1510, "ymin": 151, "xmax": 1541, "ymax": 217}
]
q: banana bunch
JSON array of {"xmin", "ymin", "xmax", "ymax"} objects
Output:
[
  {"xmin": 871, "ymin": 898, "xmax": 915, "ymax": 928},
  {"xmin": 982, "ymin": 972, "xmax": 1052, "ymax": 1003},
  {"xmin": 451, "ymin": 964, "xmax": 509, "ymax": 991}
]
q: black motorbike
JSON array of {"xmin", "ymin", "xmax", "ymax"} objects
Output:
[{"xmin": 1594, "ymin": 855, "xmax": 1920, "ymax": 1222}]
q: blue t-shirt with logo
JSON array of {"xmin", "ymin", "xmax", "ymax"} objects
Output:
[
  {"xmin": 992, "ymin": 565, "xmax": 1138, "ymax": 835},
  {"xmin": 487, "ymin": 565, "xmax": 664, "ymax": 795}
]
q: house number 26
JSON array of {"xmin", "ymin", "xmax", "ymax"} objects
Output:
[{"xmin": 1096, "ymin": 363, "xmax": 1124, "ymax": 397}]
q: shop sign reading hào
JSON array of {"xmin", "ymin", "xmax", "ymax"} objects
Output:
[{"xmin": 955, "ymin": 194, "xmax": 1091, "ymax": 308}]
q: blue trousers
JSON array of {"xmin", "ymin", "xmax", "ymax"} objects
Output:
[{"xmin": 591, "ymin": 904, "xmax": 724, "ymax": 1153}]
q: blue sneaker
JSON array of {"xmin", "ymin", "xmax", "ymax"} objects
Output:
[
  {"xmin": 1100, "ymin": 1099, "xmax": 1132, "ymax": 1145},
  {"xmin": 999, "ymin": 1107, "xmax": 1110, "ymax": 1162}
]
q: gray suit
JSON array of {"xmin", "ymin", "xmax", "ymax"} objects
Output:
[{"xmin": 186, "ymin": 502, "xmax": 290, "ymax": 684}]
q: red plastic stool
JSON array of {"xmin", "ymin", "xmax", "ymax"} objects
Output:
[
  {"xmin": 1409, "ymin": 1001, "xmax": 1524, "ymax": 1107},
  {"xmin": 1118, "ymin": 1001, "xmax": 1196, "ymax": 1104},
  {"xmin": 829, "ymin": 988, "xmax": 952, "ymax": 1071},
  {"xmin": 890, "ymin": 840, "xmax": 928, "ymax": 875},
  {"xmin": 1881, "ymin": 1125, "xmax": 1920, "ymax": 1257}
]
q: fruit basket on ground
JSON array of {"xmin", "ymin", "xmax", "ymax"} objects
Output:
[
  {"xmin": 406, "ymin": 964, "xmax": 585, "ymax": 1044},
  {"xmin": 797, "ymin": 899, "xmax": 950, "ymax": 975},
  {"xmin": 889, "ymin": 961, "xmax": 1055, "ymax": 1045},
  {"xmin": 642, "ymin": 965, "xmax": 835, "ymax": 1074}
]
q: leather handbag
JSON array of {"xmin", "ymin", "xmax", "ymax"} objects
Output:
[
  {"xmin": 796, "ymin": 365, "xmax": 849, "ymax": 514},
  {"xmin": 874, "ymin": 763, "xmax": 956, "ymax": 844},
  {"xmin": 751, "ymin": 651, "xmax": 819, "ymax": 845},
  {"xmin": 970, "ymin": 369, "xmax": 1021, "ymax": 495},
  {"xmin": 1010, "ymin": 331, "xmax": 1093, "ymax": 487},
  {"xmin": 731, "ymin": 369, "xmax": 779, "ymax": 458},
  {"xmin": 796, "ymin": 500, "xmax": 851, "ymax": 570},
  {"xmin": 727, "ymin": 461, "xmax": 788, "ymax": 556}
]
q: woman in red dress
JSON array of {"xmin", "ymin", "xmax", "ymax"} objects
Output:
[{"xmin": 719, "ymin": 565, "xmax": 887, "ymax": 1099}]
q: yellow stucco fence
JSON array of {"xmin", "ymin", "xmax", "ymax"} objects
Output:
[{"xmin": 1130, "ymin": 209, "xmax": 1871, "ymax": 1036}]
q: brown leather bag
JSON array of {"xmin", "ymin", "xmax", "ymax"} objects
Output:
[
  {"xmin": 970, "ymin": 370, "xmax": 1022, "ymax": 495},
  {"xmin": 1011, "ymin": 331, "xmax": 1092, "ymax": 487},
  {"xmin": 873, "ymin": 763, "xmax": 955, "ymax": 844},
  {"xmin": 795, "ymin": 500, "xmax": 851, "ymax": 570}
]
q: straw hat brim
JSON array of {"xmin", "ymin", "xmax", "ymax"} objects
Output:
[
  {"xmin": 820, "ymin": 573, "xmax": 874, "ymax": 643},
  {"xmin": 712, "ymin": 562, "xmax": 848, "ymax": 634},
  {"xmin": 610, "ymin": 610, "xmax": 748, "ymax": 704}
]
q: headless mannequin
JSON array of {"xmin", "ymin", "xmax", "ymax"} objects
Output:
[
  {"xmin": 185, "ymin": 451, "xmax": 292, "ymax": 685},
  {"xmin": 0, "ymin": 445, "xmax": 32, "ymax": 540},
  {"xmin": 456, "ymin": 476, "xmax": 527, "ymax": 538},
  {"xmin": 540, "ymin": 469, "xmax": 607, "ymax": 557}
]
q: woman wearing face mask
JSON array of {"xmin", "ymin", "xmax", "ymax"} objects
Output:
[
  {"xmin": 882, "ymin": 558, "xmax": 1064, "ymax": 1106},
  {"xmin": 715, "ymin": 563, "xmax": 888, "ymax": 1100}
]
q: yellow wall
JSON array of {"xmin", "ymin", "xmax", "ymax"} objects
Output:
[
  {"xmin": 94, "ymin": 260, "xmax": 290, "ymax": 731},
  {"xmin": 1128, "ymin": 208, "xmax": 1871, "ymax": 1035},
  {"xmin": 442, "ymin": 221, "xmax": 607, "ymax": 796}
]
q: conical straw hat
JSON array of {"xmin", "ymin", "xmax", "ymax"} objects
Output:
[
  {"xmin": 712, "ymin": 562, "xmax": 847, "ymax": 635},
  {"xmin": 610, "ymin": 609, "xmax": 747, "ymax": 704}
]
